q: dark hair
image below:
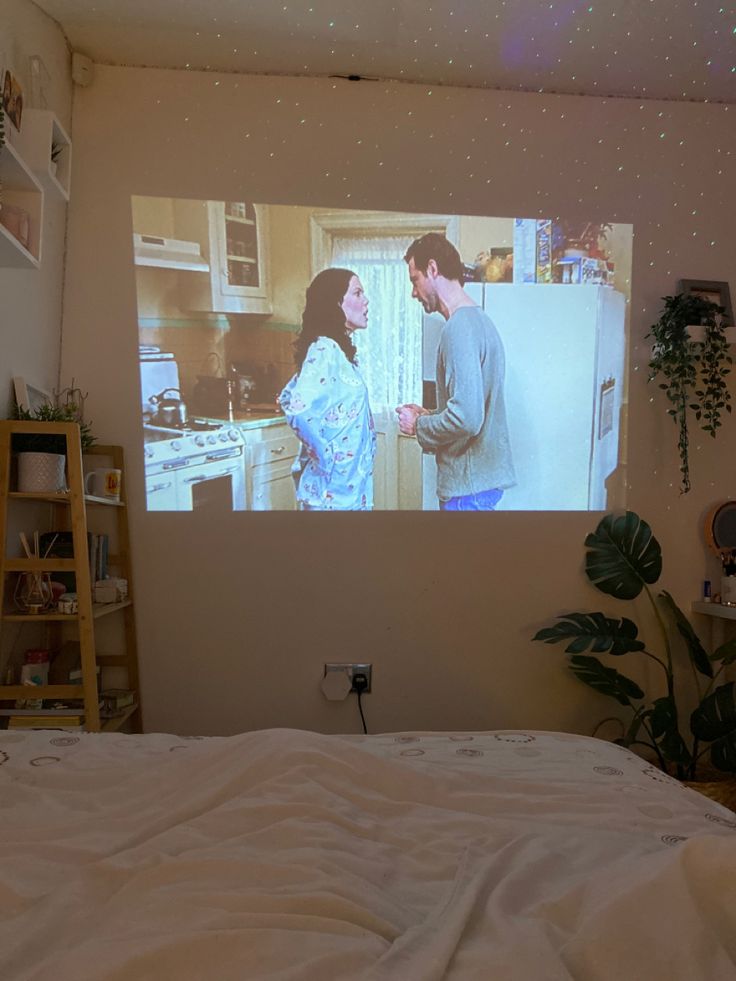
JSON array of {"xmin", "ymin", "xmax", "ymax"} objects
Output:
[
  {"xmin": 293, "ymin": 267, "xmax": 357, "ymax": 371},
  {"xmin": 403, "ymin": 232, "xmax": 464, "ymax": 282}
]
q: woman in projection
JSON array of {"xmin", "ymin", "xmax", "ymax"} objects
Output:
[{"xmin": 279, "ymin": 267, "xmax": 376, "ymax": 510}]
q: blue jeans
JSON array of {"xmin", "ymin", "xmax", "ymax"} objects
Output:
[{"xmin": 439, "ymin": 488, "xmax": 504, "ymax": 511}]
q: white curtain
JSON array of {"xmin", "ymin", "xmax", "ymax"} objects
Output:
[{"xmin": 331, "ymin": 235, "xmax": 422, "ymax": 410}]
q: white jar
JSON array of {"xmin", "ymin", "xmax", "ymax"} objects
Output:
[{"xmin": 722, "ymin": 575, "xmax": 736, "ymax": 607}]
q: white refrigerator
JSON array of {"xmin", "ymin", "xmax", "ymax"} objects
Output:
[{"xmin": 422, "ymin": 284, "xmax": 627, "ymax": 510}]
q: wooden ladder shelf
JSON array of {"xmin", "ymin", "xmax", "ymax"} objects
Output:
[{"xmin": 0, "ymin": 421, "xmax": 141, "ymax": 732}]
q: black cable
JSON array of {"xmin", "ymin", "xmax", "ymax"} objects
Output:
[
  {"xmin": 356, "ymin": 691, "xmax": 368, "ymax": 735},
  {"xmin": 352, "ymin": 672, "xmax": 369, "ymax": 735}
]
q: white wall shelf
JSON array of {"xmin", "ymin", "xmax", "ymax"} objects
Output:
[
  {"xmin": 11, "ymin": 109, "xmax": 72, "ymax": 201},
  {"xmin": 0, "ymin": 139, "xmax": 44, "ymax": 267},
  {"xmin": 692, "ymin": 601, "xmax": 736, "ymax": 621},
  {"xmin": 691, "ymin": 600, "xmax": 736, "ymax": 650}
]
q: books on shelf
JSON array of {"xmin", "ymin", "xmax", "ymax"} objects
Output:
[
  {"xmin": 7, "ymin": 715, "xmax": 85, "ymax": 728},
  {"xmin": 100, "ymin": 689, "xmax": 136, "ymax": 717},
  {"xmin": 69, "ymin": 666, "xmax": 100, "ymax": 682},
  {"xmin": 39, "ymin": 531, "xmax": 109, "ymax": 591}
]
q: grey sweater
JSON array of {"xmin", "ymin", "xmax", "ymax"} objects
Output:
[{"xmin": 416, "ymin": 305, "xmax": 516, "ymax": 502}]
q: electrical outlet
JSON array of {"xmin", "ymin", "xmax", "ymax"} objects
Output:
[{"xmin": 323, "ymin": 662, "xmax": 372, "ymax": 693}]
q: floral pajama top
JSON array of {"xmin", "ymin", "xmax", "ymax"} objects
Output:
[{"xmin": 279, "ymin": 337, "xmax": 376, "ymax": 510}]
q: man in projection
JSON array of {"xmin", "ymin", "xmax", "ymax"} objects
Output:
[{"xmin": 396, "ymin": 232, "xmax": 516, "ymax": 510}]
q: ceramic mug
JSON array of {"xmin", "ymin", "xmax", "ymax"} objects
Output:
[{"xmin": 85, "ymin": 468, "xmax": 122, "ymax": 501}]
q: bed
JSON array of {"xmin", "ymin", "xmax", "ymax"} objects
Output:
[{"xmin": 1, "ymin": 727, "xmax": 735, "ymax": 980}]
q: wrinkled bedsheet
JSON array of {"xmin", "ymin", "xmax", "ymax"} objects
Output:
[{"xmin": 1, "ymin": 727, "xmax": 735, "ymax": 980}]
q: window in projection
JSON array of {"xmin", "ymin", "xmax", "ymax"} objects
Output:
[{"xmin": 132, "ymin": 197, "xmax": 633, "ymax": 513}]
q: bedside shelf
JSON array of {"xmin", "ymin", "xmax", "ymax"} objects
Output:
[{"xmin": 692, "ymin": 601, "xmax": 736, "ymax": 621}]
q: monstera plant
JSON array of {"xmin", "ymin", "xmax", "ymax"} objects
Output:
[{"xmin": 533, "ymin": 511, "xmax": 736, "ymax": 780}]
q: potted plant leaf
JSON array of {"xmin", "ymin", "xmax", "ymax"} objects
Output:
[
  {"xmin": 533, "ymin": 511, "xmax": 736, "ymax": 800},
  {"xmin": 12, "ymin": 400, "xmax": 96, "ymax": 492},
  {"xmin": 647, "ymin": 292, "xmax": 732, "ymax": 493}
]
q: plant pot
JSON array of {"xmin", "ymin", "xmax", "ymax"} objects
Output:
[{"xmin": 17, "ymin": 452, "xmax": 66, "ymax": 492}]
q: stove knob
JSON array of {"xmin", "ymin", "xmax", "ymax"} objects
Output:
[
  {"xmin": 218, "ymin": 431, "xmax": 228, "ymax": 442},
  {"xmin": 207, "ymin": 434, "xmax": 217, "ymax": 445},
  {"xmin": 170, "ymin": 440, "xmax": 181, "ymax": 451},
  {"xmin": 145, "ymin": 447, "xmax": 154, "ymax": 459},
  {"xmin": 194, "ymin": 435, "xmax": 206, "ymax": 447},
  {"xmin": 228, "ymin": 429, "xmax": 239, "ymax": 441}
]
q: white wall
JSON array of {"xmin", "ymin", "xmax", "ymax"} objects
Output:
[
  {"xmin": 59, "ymin": 66, "xmax": 735, "ymax": 736},
  {"xmin": 0, "ymin": 2, "xmax": 72, "ymax": 672},
  {"xmin": 0, "ymin": 0, "xmax": 72, "ymax": 414}
]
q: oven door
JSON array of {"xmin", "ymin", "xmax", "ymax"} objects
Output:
[
  {"xmin": 145, "ymin": 464, "xmax": 182, "ymax": 511},
  {"xmin": 177, "ymin": 447, "xmax": 246, "ymax": 511}
]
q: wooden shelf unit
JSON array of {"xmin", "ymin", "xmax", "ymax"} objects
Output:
[{"xmin": 0, "ymin": 422, "xmax": 141, "ymax": 732}]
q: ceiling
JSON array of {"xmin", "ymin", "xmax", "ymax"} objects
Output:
[{"xmin": 36, "ymin": 0, "xmax": 736, "ymax": 104}]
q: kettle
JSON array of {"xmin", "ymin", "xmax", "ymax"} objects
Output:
[{"xmin": 149, "ymin": 388, "xmax": 188, "ymax": 427}]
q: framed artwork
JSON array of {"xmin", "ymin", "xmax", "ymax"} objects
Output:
[
  {"xmin": 1, "ymin": 68, "xmax": 24, "ymax": 132},
  {"xmin": 13, "ymin": 377, "xmax": 53, "ymax": 414},
  {"xmin": 679, "ymin": 279, "xmax": 733, "ymax": 327}
]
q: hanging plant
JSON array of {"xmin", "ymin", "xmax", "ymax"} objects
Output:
[{"xmin": 646, "ymin": 292, "xmax": 732, "ymax": 493}]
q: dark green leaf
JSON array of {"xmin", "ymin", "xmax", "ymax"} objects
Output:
[
  {"xmin": 533, "ymin": 613, "xmax": 645, "ymax": 656},
  {"xmin": 658, "ymin": 591, "xmax": 712, "ymax": 678},
  {"xmin": 691, "ymin": 683, "xmax": 736, "ymax": 772},
  {"xmin": 622, "ymin": 707, "xmax": 652, "ymax": 747},
  {"xmin": 650, "ymin": 696, "xmax": 692, "ymax": 766},
  {"xmin": 584, "ymin": 512, "xmax": 662, "ymax": 599},
  {"xmin": 712, "ymin": 637, "xmax": 736, "ymax": 666},
  {"xmin": 569, "ymin": 655, "xmax": 645, "ymax": 706},
  {"xmin": 691, "ymin": 682, "xmax": 736, "ymax": 742}
]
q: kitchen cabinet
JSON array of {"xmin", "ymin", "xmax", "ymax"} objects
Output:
[
  {"xmin": 176, "ymin": 200, "xmax": 272, "ymax": 315},
  {"xmin": 241, "ymin": 423, "xmax": 299, "ymax": 510},
  {"xmin": 0, "ymin": 109, "xmax": 72, "ymax": 268},
  {"xmin": 0, "ymin": 423, "xmax": 141, "ymax": 732},
  {"xmin": 372, "ymin": 410, "xmax": 423, "ymax": 511}
]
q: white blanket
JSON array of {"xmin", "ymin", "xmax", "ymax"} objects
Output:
[{"xmin": 0, "ymin": 728, "xmax": 734, "ymax": 980}]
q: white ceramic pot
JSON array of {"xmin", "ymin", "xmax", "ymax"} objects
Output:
[{"xmin": 17, "ymin": 452, "xmax": 66, "ymax": 493}]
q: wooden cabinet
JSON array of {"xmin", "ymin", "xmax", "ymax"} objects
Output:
[
  {"xmin": 238, "ymin": 417, "xmax": 422, "ymax": 511},
  {"xmin": 176, "ymin": 200, "xmax": 272, "ymax": 315},
  {"xmin": 372, "ymin": 409, "xmax": 423, "ymax": 511},
  {"xmin": 242, "ymin": 424, "xmax": 299, "ymax": 510},
  {"xmin": 0, "ymin": 422, "xmax": 141, "ymax": 732},
  {"xmin": 0, "ymin": 109, "xmax": 72, "ymax": 268}
]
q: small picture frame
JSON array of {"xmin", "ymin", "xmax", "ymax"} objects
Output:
[
  {"xmin": 13, "ymin": 377, "xmax": 53, "ymax": 415},
  {"xmin": 679, "ymin": 279, "xmax": 733, "ymax": 327},
  {"xmin": 1, "ymin": 68, "xmax": 24, "ymax": 132}
]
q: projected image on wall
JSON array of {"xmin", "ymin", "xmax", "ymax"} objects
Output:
[{"xmin": 132, "ymin": 197, "xmax": 633, "ymax": 512}]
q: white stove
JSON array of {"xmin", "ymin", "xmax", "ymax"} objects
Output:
[
  {"xmin": 140, "ymin": 348, "xmax": 246, "ymax": 511},
  {"xmin": 143, "ymin": 423, "xmax": 243, "ymax": 463}
]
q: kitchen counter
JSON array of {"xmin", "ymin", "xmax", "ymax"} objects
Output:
[{"xmin": 197, "ymin": 410, "xmax": 287, "ymax": 431}]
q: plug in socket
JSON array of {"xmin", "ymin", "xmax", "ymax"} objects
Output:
[{"xmin": 324, "ymin": 662, "xmax": 372, "ymax": 693}]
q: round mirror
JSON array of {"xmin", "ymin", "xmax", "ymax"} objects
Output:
[{"xmin": 705, "ymin": 501, "xmax": 736, "ymax": 556}]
